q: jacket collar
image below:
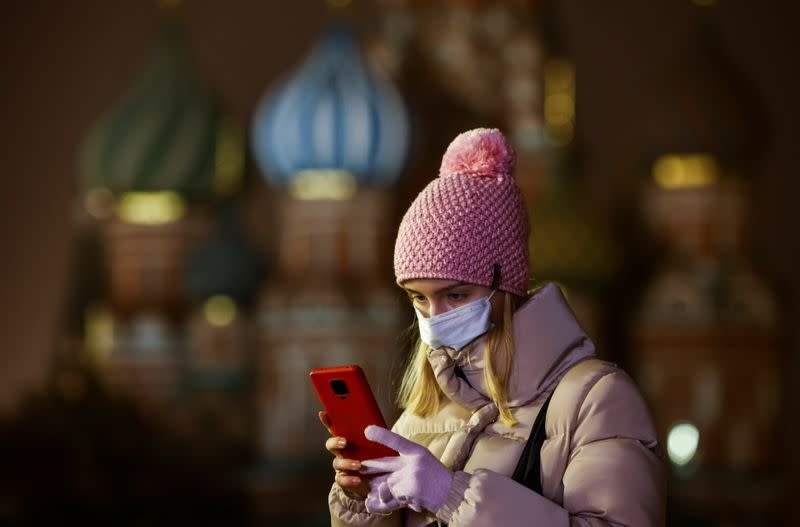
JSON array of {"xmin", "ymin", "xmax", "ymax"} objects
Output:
[{"xmin": 427, "ymin": 282, "xmax": 595, "ymax": 409}]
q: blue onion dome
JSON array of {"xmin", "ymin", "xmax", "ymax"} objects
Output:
[
  {"xmin": 251, "ymin": 26, "xmax": 411, "ymax": 188},
  {"xmin": 79, "ymin": 21, "xmax": 243, "ymax": 200},
  {"xmin": 184, "ymin": 205, "xmax": 266, "ymax": 308}
]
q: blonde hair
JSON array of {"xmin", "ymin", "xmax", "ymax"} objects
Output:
[{"xmin": 396, "ymin": 292, "xmax": 521, "ymax": 427}]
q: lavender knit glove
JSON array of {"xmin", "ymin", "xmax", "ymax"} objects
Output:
[{"xmin": 360, "ymin": 425, "xmax": 454, "ymax": 514}]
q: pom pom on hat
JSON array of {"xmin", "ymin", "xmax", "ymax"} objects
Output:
[
  {"xmin": 439, "ymin": 128, "xmax": 516, "ymax": 179},
  {"xmin": 394, "ymin": 127, "xmax": 530, "ymax": 295}
]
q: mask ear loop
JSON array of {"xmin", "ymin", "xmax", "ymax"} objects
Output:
[
  {"xmin": 465, "ymin": 265, "xmax": 501, "ymax": 369},
  {"xmin": 488, "ymin": 264, "xmax": 501, "ymax": 301}
]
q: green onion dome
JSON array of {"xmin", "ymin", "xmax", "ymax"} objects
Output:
[
  {"xmin": 79, "ymin": 21, "xmax": 243, "ymax": 200},
  {"xmin": 529, "ymin": 177, "xmax": 620, "ymax": 296}
]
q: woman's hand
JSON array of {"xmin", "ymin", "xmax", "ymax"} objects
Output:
[
  {"xmin": 360, "ymin": 425, "xmax": 454, "ymax": 514},
  {"xmin": 320, "ymin": 411, "xmax": 370, "ymax": 500}
]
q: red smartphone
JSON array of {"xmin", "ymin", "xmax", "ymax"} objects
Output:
[{"xmin": 310, "ymin": 365, "xmax": 397, "ymax": 461}]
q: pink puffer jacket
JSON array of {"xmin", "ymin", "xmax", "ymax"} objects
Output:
[{"xmin": 329, "ymin": 283, "xmax": 666, "ymax": 526}]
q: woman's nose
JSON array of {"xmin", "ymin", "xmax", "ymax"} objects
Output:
[{"xmin": 429, "ymin": 300, "xmax": 452, "ymax": 318}]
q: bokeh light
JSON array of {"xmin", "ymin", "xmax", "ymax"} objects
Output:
[
  {"xmin": 204, "ymin": 295, "xmax": 238, "ymax": 327},
  {"xmin": 667, "ymin": 422, "xmax": 700, "ymax": 466}
]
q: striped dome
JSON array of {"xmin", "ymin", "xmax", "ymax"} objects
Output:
[
  {"xmin": 251, "ymin": 27, "xmax": 411, "ymax": 188},
  {"xmin": 79, "ymin": 22, "xmax": 243, "ymax": 199}
]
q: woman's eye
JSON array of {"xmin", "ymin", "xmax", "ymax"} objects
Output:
[
  {"xmin": 411, "ymin": 295, "xmax": 427, "ymax": 303},
  {"xmin": 448, "ymin": 293, "xmax": 466, "ymax": 302}
]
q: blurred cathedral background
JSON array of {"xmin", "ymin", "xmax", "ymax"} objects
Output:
[{"xmin": 1, "ymin": 0, "xmax": 798, "ymax": 525}]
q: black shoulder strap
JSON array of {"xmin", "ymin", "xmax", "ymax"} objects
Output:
[{"xmin": 511, "ymin": 390, "xmax": 554, "ymax": 495}]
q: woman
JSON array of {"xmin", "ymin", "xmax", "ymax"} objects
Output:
[{"xmin": 321, "ymin": 128, "xmax": 666, "ymax": 526}]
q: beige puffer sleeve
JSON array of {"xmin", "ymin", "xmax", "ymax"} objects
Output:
[{"xmin": 433, "ymin": 367, "xmax": 666, "ymax": 527}]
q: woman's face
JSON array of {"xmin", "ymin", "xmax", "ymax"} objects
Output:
[{"xmin": 401, "ymin": 278, "xmax": 503, "ymax": 321}]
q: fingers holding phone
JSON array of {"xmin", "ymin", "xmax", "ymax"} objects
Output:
[
  {"xmin": 312, "ymin": 366, "xmax": 395, "ymax": 500},
  {"xmin": 320, "ymin": 411, "xmax": 370, "ymax": 499}
]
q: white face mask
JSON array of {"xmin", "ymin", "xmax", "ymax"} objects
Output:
[{"xmin": 415, "ymin": 291, "xmax": 496, "ymax": 351}]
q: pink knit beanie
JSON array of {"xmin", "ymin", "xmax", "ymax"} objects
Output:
[{"xmin": 394, "ymin": 128, "xmax": 530, "ymax": 295}]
